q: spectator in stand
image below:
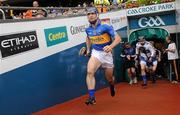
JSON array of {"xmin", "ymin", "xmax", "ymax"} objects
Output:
[
  {"xmin": 83, "ymin": 2, "xmax": 87, "ymax": 7},
  {"xmin": 161, "ymin": 0, "xmax": 175, "ymax": 3},
  {"xmin": 94, "ymin": 0, "xmax": 110, "ymax": 13},
  {"xmin": 89, "ymin": 2, "xmax": 95, "ymax": 7},
  {"xmin": 0, "ymin": 0, "xmax": 3, "ymax": 19},
  {"xmin": 13, "ymin": 12, "xmax": 23, "ymax": 19},
  {"xmin": 0, "ymin": 0, "xmax": 3, "ymax": 6},
  {"xmin": 23, "ymin": 0, "xmax": 45, "ymax": 19},
  {"xmin": 0, "ymin": 0, "xmax": 13, "ymax": 19},
  {"xmin": 113, "ymin": 0, "xmax": 122, "ymax": 5}
]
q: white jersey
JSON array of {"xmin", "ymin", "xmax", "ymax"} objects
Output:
[
  {"xmin": 136, "ymin": 41, "xmax": 156, "ymax": 58},
  {"xmin": 167, "ymin": 42, "xmax": 179, "ymax": 60}
]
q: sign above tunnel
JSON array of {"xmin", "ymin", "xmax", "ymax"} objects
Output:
[
  {"xmin": 129, "ymin": 13, "xmax": 176, "ymax": 29},
  {"xmin": 127, "ymin": 2, "xmax": 175, "ymax": 16}
]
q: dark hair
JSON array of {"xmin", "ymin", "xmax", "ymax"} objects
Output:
[
  {"xmin": 123, "ymin": 42, "xmax": 130, "ymax": 48},
  {"xmin": 166, "ymin": 36, "xmax": 172, "ymax": 41}
]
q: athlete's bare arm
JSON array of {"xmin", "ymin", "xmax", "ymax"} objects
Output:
[
  {"xmin": 110, "ymin": 34, "xmax": 122, "ymax": 49},
  {"xmin": 103, "ymin": 34, "xmax": 121, "ymax": 53},
  {"xmin": 86, "ymin": 37, "xmax": 91, "ymax": 54}
]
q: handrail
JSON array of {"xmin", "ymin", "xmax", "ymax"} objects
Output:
[
  {"xmin": 0, "ymin": 6, "xmax": 48, "ymax": 17},
  {"xmin": 0, "ymin": 8, "xmax": 6, "ymax": 20},
  {"xmin": 0, "ymin": 6, "xmax": 120, "ymax": 11},
  {"xmin": 0, "ymin": 6, "xmax": 113, "ymax": 19},
  {"xmin": 0, "ymin": 6, "xmax": 91, "ymax": 18},
  {"xmin": 0, "ymin": 6, "xmax": 87, "ymax": 10}
]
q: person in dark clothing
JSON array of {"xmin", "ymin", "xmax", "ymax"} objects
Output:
[{"xmin": 121, "ymin": 42, "xmax": 137, "ymax": 85}]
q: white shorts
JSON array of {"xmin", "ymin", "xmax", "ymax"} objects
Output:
[
  {"xmin": 140, "ymin": 60, "xmax": 157, "ymax": 66},
  {"xmin": 91, "ymin": 49, "xmax": 114, "ymax": 68}
]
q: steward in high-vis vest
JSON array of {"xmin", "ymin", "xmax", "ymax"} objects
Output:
[{"xmin": 94, "ymin": 0, "xmax": 110, "ymax": 13}]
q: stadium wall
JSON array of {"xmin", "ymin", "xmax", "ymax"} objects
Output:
[{"xmin": 0, "ymin": 10, "xmax": 127, "ymax": 114}]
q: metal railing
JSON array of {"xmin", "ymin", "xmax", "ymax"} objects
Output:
[
  {"xmin": 0, "ymin": 1, "xmax": 176, "ymax": 20},
  {"xmin": 0, "ymin": 6, "xmax": 49, "ymax": 19},
  {"xmin": 0, "ymin": 8, "xmax": 5, "ymax": 20},
  {"xmin": 0, "ymin": 5, "xmax": 123, "ymax": 20}
]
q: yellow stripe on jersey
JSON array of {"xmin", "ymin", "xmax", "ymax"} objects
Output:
[{"xmin": 89, "ymin": 33, "xmax": 111, "ymax": 44}]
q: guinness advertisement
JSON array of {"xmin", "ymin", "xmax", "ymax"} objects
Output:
[
  {"xmin": 70, "ymin": 24, "xmax": 88, "ymax": 35},
  {"xmin": 0, "ymin": 31, "xmax": 39, "ymax": 58}
]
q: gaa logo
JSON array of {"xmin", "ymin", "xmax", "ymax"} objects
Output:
[{"xmin": 138, "ymin": 16, "xmax": 165, "ymax": 28}]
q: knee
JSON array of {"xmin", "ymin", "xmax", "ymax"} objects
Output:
[
  {"xmin": 152, "ymin": 68, "xmax": 156, "ymax": 73},
  {"xmin": 141, "ymin": 68, "xmax": 145, "ymax": 72},
  {"xmin": 152, "ymin": 66, "xmax": 157, "ymax": 72},
  {"xmin": 107, "ymin": 77, "xmax": 114, "ymax": 84}
]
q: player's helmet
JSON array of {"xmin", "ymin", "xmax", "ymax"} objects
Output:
[
  {"xmin": 138, "ymin": 36, "xmax": 145, "ymax": 41},
  {"xmin": 138, "ymin": 36, "xmax": 146, "ymax": 45},
  {"xmin": 86, "ymin": 7, "xmax": 99, "ymax": 15}
]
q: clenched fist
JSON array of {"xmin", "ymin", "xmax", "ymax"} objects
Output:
[{"xmin": 103, "ymin": 45, "xmax": 112, "ymax": 53}]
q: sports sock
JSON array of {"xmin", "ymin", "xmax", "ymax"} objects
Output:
[
  {"xmin": 142, "ymin": 75, "xmax": 147, "ymax": 84},
  {"xmin": 88, "ymin": 89, "xmax": 95, "ymax": 98}
]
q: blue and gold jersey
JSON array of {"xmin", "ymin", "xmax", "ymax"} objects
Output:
[{"xmin": 85, "ymin": 21, "xmax": 115, "ymax": 51}]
